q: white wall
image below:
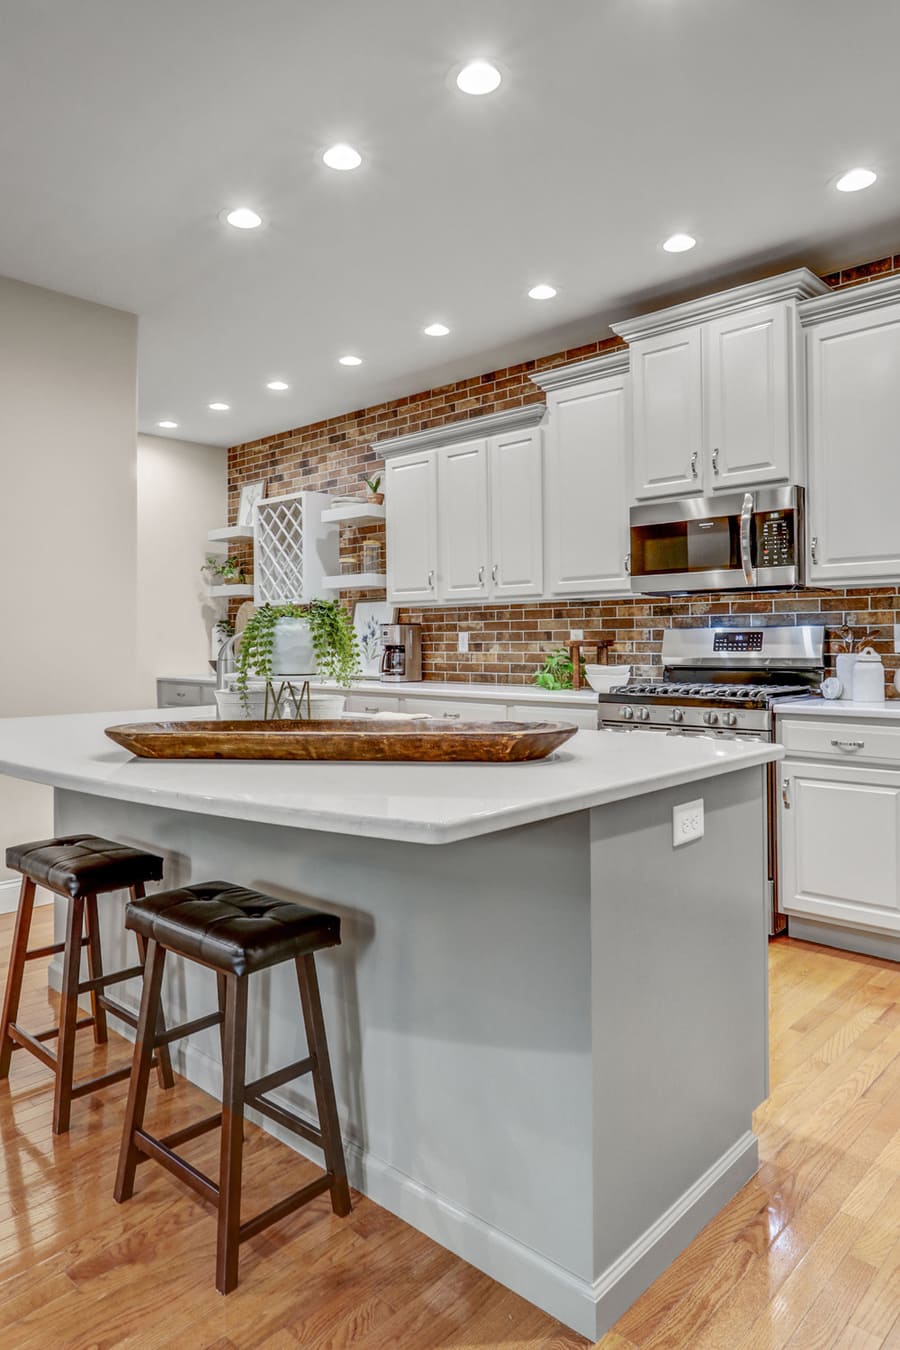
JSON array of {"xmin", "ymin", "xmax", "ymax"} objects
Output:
[
  {"xmin": 136, "ymin": 434, "xmax": 226, "ymax": 703},
  {"xmin": 0, "ymin": 275, "xmax": 141, "ymax": 892}
]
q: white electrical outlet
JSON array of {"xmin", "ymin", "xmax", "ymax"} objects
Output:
[
  {"xmin": 673, "ymin": 799, "xmax": 704, "ymax": 847},
  {"xmin": 569, "ymin": 629, "xmax": 584, "ymax": 641},
  {"xmin": 458, "ymin": 631, "xmax": 469, "ymax": 654}
]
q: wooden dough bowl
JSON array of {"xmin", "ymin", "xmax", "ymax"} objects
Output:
[{"xmin": 105, "ymin": 719, "xmax": 578, "ymax": 763}]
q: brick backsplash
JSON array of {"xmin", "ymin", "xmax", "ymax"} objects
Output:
[{"xmin": 228, "ymin": 251, "xmax": 900, "ymax": 695}]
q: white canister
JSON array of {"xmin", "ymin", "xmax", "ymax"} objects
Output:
[
  {"xmin": 835, "ymin": 652, "xmax": 859, "ymax": 701},
  {"xmin": 852, "ymin": 648, "xmax": 886, "ymax": 704}
]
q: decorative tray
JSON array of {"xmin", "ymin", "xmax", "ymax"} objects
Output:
[{"xmin": 104, "ymin": 719, "xmax": 578, "ymax": 763}]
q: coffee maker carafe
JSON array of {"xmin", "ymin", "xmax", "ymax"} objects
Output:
[{"xmin": 380, "ymin": 624, "xmax": 422, "ymax": 682}]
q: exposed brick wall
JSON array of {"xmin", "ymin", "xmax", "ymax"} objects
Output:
[{"xmin": 228, "ymin": 252, "xmax": 900, "ymax": 694}]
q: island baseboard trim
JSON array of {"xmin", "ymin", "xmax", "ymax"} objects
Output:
[{"xmin": 0, "ymin": 877, "xmax": 53, "ymax": 916}]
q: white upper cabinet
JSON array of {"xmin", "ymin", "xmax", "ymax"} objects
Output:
[
  {"xmin": 533, "ymin": 353, "xmax": 631, "ymax": 596},
  {"xmin": 801, "ymin": 279, "xmax": 900, "ymax": 585},
  {"xmin": 385, "ymin": 449, "xmax": 438, "ymax": 604},
  {"xmin": 489, "ymin": 426, "xmax": 543, "ymax": 598},
  {"xmin": 437, "ymin": 439, "xmax": 490, "ymax": 602},
  {"xmin": 703, "ymin": 303, "xmax": 794, "ymax": 490},
  {"xmin": 613, "ymin": 269, "xmax": 828, "ymax": 501},
  {"xmin": 629, "ymin": 328, "xmax": 703, "ymax": 499}
]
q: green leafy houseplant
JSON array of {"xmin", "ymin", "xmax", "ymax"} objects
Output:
[
  {"xmin": 533, "ymin": 647, "xmax": 580, "ymax": 691},
  {"xmin": 203, "ymin": 554, "xmax": 246, "ymax": 584},
  {"xmin": 365, "ymin": 475, "xmax": 384, "ymax": 504},
  {"xmin": 235, "ymin": 602, "xmax": 361, "ymax": 707}
]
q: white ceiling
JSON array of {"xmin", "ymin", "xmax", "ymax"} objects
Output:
[{"xmin": 2, "ymin": 0, "xmax": 900, "ymax": 448}]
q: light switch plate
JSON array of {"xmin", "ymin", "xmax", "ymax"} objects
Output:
[
  {"xmin": 569, "ymin": 629, "xmax": 584, "ymax": 641},
  {"xmin": 458, "ymin": 632, "xmax": 469, "ymax": 654},
  {"xmin": 673, "ymin": 799, "xmax": 704, "ymax": 847}
]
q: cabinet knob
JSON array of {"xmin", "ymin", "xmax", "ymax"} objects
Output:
[{"xmin": 690, "ymin": 449, "xmax": 699, "ymax": 478}]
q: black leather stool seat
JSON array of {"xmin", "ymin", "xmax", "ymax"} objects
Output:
[
  {"xmin": 5, "ymin": 834, "xmax": 164, "ymax": 899},
  {"xmin": 124, "ymin": 882, "xmax": 341, "ymax": 977}
]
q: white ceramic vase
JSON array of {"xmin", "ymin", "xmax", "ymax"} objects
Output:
[{"xmin": 270, "ymin": 618, "xmax": 318, "ymax": 676}]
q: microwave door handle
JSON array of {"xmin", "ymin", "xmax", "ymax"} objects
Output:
[{"xmin": 740, "ymin": 492, "xmax": 755, "ymax": 585}]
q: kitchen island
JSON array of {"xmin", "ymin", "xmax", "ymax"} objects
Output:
[{"xmin": 0, "ymin": 709, "xmax": 780, "ymax": 1339}]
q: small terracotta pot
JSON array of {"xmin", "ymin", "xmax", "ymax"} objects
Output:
[{"xmin": 367, "ymin": 492, "xmax": 385, "ymax": 505}]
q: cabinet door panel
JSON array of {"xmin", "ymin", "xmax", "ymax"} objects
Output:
[
  {"xmin": 632, "ymin": 329, "xmax": 703, "ymax": 498},
  {"xmin": 807, "ymin": 302, "xmax": 900, "ymax": 583},
  {"xmin": 489, "ymin": 428, "xmax": 543, "ymax": 598},
  {"xmin": 437, "ymin": 440, "xmax": 489, "ymax": 602},
  {"xmin": 705, "ymin": 303, "xmax": 792, "ymax": 491},
  {"xmin": 385, "ymin": 451, "xmax": 438, "ymax": 604},
  {"xmin": 545, "ymin": 374, "xmax": 630, "ymax": 595},
  {"xmin": 780, "ymin": 759, "xmax": 900, "ymax": 933}
]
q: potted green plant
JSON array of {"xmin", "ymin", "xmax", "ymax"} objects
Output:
[
  {"xmin": 235, "ymin": 601, "xmax": 360, "ymax": 708},
  {"xmin": 202, "ymin": 554, "xmax": 247, "ymax": 586},
  {"xmin": 364, "ymin": 475, "xmax": 384, "ymax": 505},
  {"xmin": 533, "ymin": 647, "xmax": 579, "ymax": 691}
]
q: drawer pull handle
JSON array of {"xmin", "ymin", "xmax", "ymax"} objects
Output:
[
  {"xmin": 782, "ymin": 780, "xmax": 791, "ymax": 809},
  {"xmin": 443, "ymin": 712, "xmax": 461, "ymax": 720},
  {"xmin": 830, "ymin": 738, "xmax": 865, "ymax": 752},
  {"xmin": 364, "ymin": 706, "xmax": 380, "ymax": 713}
]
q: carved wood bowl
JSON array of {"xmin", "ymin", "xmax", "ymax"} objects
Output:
[{"xmin": 105, "ymin": 719, "xmax": 579, "ymax": 763}]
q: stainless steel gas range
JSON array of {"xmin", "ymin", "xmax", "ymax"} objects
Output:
[{"xmin": 598, "ymin": 625, "xmax": 825, "ymax": 934}]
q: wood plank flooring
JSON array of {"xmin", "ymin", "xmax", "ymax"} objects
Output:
[{"xmin": 0, "ymin": 910, "xmax": 897, "ymax": 1348}]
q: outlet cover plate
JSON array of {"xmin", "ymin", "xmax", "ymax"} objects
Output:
[{"xmin": 673, "ymin": 799, "xmax": 704, "ymax": 847}]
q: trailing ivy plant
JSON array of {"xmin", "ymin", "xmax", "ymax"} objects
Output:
[{"xmin": 235, "ymin": 601, "xmax": 361, "ymax": 708}]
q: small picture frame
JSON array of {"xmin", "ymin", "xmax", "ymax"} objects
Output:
[{"xmin": 237, "ymin": 480, "xmax": 266, "ymax": 527}]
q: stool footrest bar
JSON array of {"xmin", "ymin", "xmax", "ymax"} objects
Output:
[
  {"xmin": 155, "ymin": 1010, "xmax": 224, "ymax": 1047},
  {"xmin": 70, "ymin": 1064, "xmax": 134, "ymax": 1098},
  {"xmin": 247, "ymin": 1092, "xmax": 324, "ymax": 1150},
  {"xmin": 98, "ymin": 996, "xmax": 138, "ymax": 1028},
  {"xmin": 24, "ymin": 941, "xmax": 69, "ymax": 961},
  {"xmin": 28, "ymin": 1016, "xmax": 95, "ymax": 1043},
  {"xmin": 243, "ymin": 1057, "xmax": 313, "ymax": 1101},
  {"xmin": 78, "ymin": 964, "xmax": 144, "ymax": 996},
  {"xmin": 8, "ymin": 1024, "xmax": 58, "ymax": 1072},
  {"xmin": 239, "ymin": 1174, "xmax": 333, "ymax": 1244},
  {"xmin": 133, "ymin": 1129, "xmax": 219, "ymax": 1205},
  {"xmin": 160, "ymin": 1113, "xmax": 223, "ymax": 1150}
]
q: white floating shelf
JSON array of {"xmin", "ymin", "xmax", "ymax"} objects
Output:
[
  {"xmin": 208, "ymin": 524, "xmax": 255, "ymax": 543},
  {"xmin": 207, "ymin": 584, "xmax": 255, "ymax": 598},
  {"xmin": 321, "ymin": 502, "xmax": 386, "ymax": 525},
  {"xmin": 322, "ymin": 572, "xmax": 387, "ymax": 590}
]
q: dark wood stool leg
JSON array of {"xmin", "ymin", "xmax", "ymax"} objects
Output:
[
  {"xmin": 132, "ymin": 883, "xmax": 174, "ymax": 1091},
  {"xmin": 114, "ymin": 938, "xmax": 167, "ymax": 1202},
  {"xmin": 216, "ymin": 973, "xmax": 248, "ymax": 1295},
  {"xmin": 296, "ymin": 954, "xmax": 351, "ymax": 1217},
  {"xmin": 53, "ymin": 896, "xmax": 86, "ymax": 1135},
  {"xmin": 0, "ymin": 877, "xmax": 36, "ymax": 1079},
  {"xmin": 83, "ymin": 895, "xmax": 109, "ymax": 1046}
]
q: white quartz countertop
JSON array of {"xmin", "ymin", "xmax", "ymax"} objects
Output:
[
  {"xmin": 777, "ymin": 697, "xmax": 900, "ymax": 721},
  {"xmin": 158, "ymin": 674, "xmax": 601, "ymax": 706},
  {"xmin": 0, "ymin": 708, "xmax": 781, "ymax": 845}
]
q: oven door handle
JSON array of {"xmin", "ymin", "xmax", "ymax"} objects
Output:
[{"xmin": 740, "ymin": 492, "xmax": 756, "ymax": 586}]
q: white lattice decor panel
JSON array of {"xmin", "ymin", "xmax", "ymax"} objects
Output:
[{"xmin": 254, "ymin": 492, "xmax": 338, "ymax": 604}]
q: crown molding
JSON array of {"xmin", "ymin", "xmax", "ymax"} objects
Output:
[
  {"xmin": 528, "ymin": 347, "xmax": 630, "ymax": 392},
  {"xmin": 798, "ymin": 273, "xmax": 900, "ymax": 327},
  {"xmin": 375, "ymin": 402, "xmax": 546, "ymax": 458},
  {"xmin": 611, "ymin": 268, "xmax": 830, "ymax": 343}
]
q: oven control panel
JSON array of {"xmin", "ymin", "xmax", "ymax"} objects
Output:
[{"xmin": 712, "ymin": 631, "xmax": 764, "ymax": 652}]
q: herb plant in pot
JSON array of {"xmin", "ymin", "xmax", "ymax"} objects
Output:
[
  {"xmin": 235, "ymin": 601, "xmax": 360, "ymax": 716},
  {"xmin": 364, "ymin": 475, "xmax": 384, "ymax": 506}
]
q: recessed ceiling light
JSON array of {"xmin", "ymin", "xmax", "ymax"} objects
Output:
[
  {"xmin": 456, "ymin": 60, "xmax": 502, "ymax": 96},
  {"xmin": 208, "ymin": 402, "xmax": 230, "ymax": 411},
  {"xmin": 224, "ymin": 207, "xmax": 263, "ymax": 230},
  {"xmin": 323, "ymin": 143, "xmax": 362, "ymax": 171},
  {"xmin": 157, "ymin": 420, "xmax": 178, "ymax": 429},
  {"xmin": 266, "ymin": 380, "xmax": 289, "ymax": 391},
  {"xmin": 528, "ymin": 284, "xmax": 557, "ymax": 300},
  {"xmin": 338, "ymin": 354, "xmax": 362, "ymax": 366},
  {"xmin": 662, "ymin": 233, "xmax": 697, "ymax": 253},
  {"xmin": 836, "ymin": 167, "xmax": 877, "ymax": 193},
  {"xmin": 424, "ymin": 322, "xmax": 450, "ymax": 337}
]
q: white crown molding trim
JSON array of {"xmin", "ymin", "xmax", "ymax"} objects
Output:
[
  {"xmin": 529, "ymin": 348, "xmax": 630, "ymax": 392},
  {"xmin": 798, "ymin": 273, "xmax": 900, "ymax": 326},
  {"xmin": 611, "ymin": 268, "xmax": 830, "ymax": 343},
  {"xmin": 375, "ymin": 403, "xmax": 546, "ymax": 459}
]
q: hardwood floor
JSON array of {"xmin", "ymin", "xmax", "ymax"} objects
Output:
[{"xmin": 0, "ymin": 910, "xmax": 898, "ymax": 1348}]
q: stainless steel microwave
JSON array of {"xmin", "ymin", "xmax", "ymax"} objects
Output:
[{"xmin": 629, "ymin": 485, "xmax": 805, "ymax": 594}]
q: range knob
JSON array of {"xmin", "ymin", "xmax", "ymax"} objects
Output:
[
  {"xmin": 637, "ymin": 708, "xmax": 651, "ymax": 722},
  {"xmin": 670, "ymin": 708, "xmax": 684, "ymax": 723},
  {"xmin": 621, "ymin": 706, "xmax": 634, "ymax": 721},
  {"xmin": 722, "ymin": 711, "xmax": 738, "ymax": 727},
  {"xmin": 703, "ymin": 710, "xmax": 719, "ymax": 726}
]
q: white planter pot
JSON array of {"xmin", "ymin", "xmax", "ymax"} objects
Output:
[
  {"xmin": 215, "ymin": 688, "xmax": 266, "ymax": 721},
  {"xmin": 306, "ymin": 694, "xmax": 346, "ymax": 721},
  {"xmin": 270, "ymin": 618, "xmax": 318, "ymax": 677}
]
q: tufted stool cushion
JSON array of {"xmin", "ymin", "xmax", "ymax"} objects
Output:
[
  {"xmin": 124, "ymin": 881, "xmax": 341, "ymax": 977},
  {"xmin": 5, "ymin": 834, "xmax": 164, "ymax": 899}
]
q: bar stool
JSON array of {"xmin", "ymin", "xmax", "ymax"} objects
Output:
[
  {"xmin": 114, "ymin": 881, "xmax": 351, "ymax": 1294},
  {"xmin": 0, "ymin": 834, "xmax": 174, "ymax": 1134}
]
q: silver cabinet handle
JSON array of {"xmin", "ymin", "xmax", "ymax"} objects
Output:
[
  {"xmin": 811, "ymin": 536, "xmax": 819, "ymax": 565},
  {"xmin": 830, "ymin": 738, "xmax": 865, "ymax": 752},
  {"xmin": 782, "ymin": 780, "xmax": 791, "ymax": 809},
  {"xmin": 491, "ymin": 563, "xmax": 499, "ymax": 583},
  {"xmin": 624, "ymin": 552, "xmax": 631, "ymax": 574},
  {"xmin": 690, "ymin": 450, "xmax": 699, "ymax": 479},
  {"xmin": 478, "ymin": 565, "xmax": 485, "ymax": 584},
  {"xmin": 740, "ymin": 492, "xmax": 755, "ymax": 586},
  {"xmin": 427, "ymin": 570, "xmax": 435, "ymax": 589},
  {"xmin": 711, "ymin": 447, "xmax": 720, "ymax": 475},
  {"xmin": 442, "ymin": 711, "xmax": 461, "ymax": 720},
  {"xmin": 364, "ymin": 705, "xmax": 381, "ymax": 713}
]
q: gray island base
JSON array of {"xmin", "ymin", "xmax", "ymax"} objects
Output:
[{"xmin": 0, "ymin": 712, "xmax": 777, "ymax": 1339}]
